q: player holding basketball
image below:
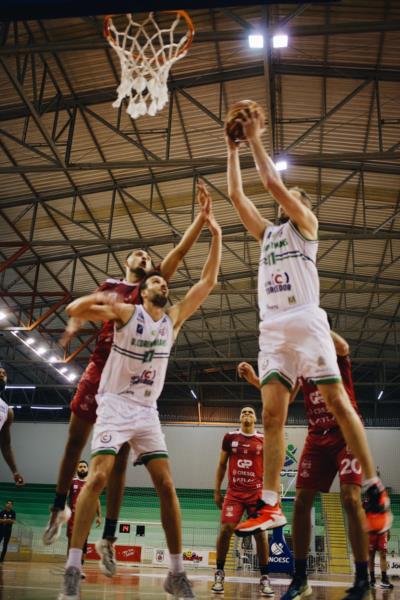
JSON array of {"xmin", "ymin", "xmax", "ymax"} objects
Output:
[
  {"xmin": 0, "ymin": 365, "xmax": 24, "ymax": 487},
  {"xmin": 225, "ymin": 106, "xmax": 392, "ymax": 539},
  {"xmin": 58, "ymin": 207, "xmax": 221, "ymax": 600},
  {"xmin": 66, "ymin": 460, "xmax": 101, "ymax": 578},
  {"xmin": 212, "ymin": 406, "xmax": 272, "ymax": 596},
  {"xmin": 43, "ymin": 182, "xmax": 211, "ymax": 574},
  {"xmin": 239, "ymin": 327, "xmax": 371, "ymax": 600}
]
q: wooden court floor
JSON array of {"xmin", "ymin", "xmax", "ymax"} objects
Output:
[{"xmin": 0, "ymin": 562, "xmax": 398, "ymax": 599}]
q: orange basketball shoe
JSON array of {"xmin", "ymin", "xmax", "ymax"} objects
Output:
[
  {"xmin": 364, "ymin": 484, "xmax": 393, "ymax": 534},
  {"xmin": 235, "ymin": 500, "xmax": 287, "ymax": 537}
]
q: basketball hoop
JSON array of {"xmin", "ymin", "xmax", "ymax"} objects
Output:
[{"xmin": 104, "ymin": 11, "xmax": 194, "ymax": 119}]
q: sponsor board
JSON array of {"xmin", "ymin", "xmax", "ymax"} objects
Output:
[
  {"xmin": 152, "ymin": 548, "xmax": 210, "ymax": 568},
  {"xmin": 86, "ymin": 543, "xmax": 141, "ymax": 563},
  {"xmin": 268, "ymin": 527, "xmax": 293, "ymax": 574}
]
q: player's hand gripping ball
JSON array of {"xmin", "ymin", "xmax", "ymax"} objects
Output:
[{"xmin": 225, "ymin": 99, "xmax": 265, "ymax": 143}]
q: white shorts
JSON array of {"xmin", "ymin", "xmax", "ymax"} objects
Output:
[
  {"xmin": 258, "ymin": 304, "xmax": 341, "ymax": 391},
  {"xmin": 92, "ymin": 393, "xmax": 168, "ymax": 465}
]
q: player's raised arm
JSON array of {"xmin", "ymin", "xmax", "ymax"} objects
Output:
[
  {"xmin": 330, "ymin": 330, "xmax": 350, "ymax": 356},
  {"xmin": 160, "ymin": 180, "xmax": 209, "ymax": 281},
  {"xmin": 167, "ymin": 204, "xmax": 222, "ymax": 335},
  {"xmin": 66, "ymin": 292, "xmax": 133, "ymax": 325},
  {"xmin": 226, "ymin": 131, "xmax": 270, "ymax": 241},
  {"xmin": 237, "ymin": 109, "xmax": 318, "ymax": 240}
]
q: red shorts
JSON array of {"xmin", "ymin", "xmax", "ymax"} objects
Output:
[
  {"xmin": 296, "ymin": 429, "xmax": 362, "ymax": 492},
  {"xmin": 221, "ymin": 489, "xmax": 261, "ymax": 524},
  {"xmin": 369, "ymin": 532, "xmax": 388, "ymax": 553},
  {"xmin": 70, "ymin": 361, "xmax": 102, "ymax": 424}
]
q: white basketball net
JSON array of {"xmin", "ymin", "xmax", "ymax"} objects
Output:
[{"xmin": 106, "ymin": 12, "xmax": 192, "ymax": 119}]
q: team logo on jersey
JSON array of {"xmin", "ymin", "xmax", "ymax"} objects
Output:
[
  {"xmin": 131, "ymin": 369, "xmax": 156, "ymax": 386},
  {"xmin": 284, "ymin": 444, "xmax": 298, "ymax": 467},
  {"xmin": 317, "ymin": 355, "xmax": 326, "ymax": 367},
  {"xmin": 232, "ymin": 441, "xmax": 239, "ymax": 447},
  {"xmin": 265, "ymin": 272, "xmax": 291, "ymax": 295},
  {"xmin": 237, "ymin": 459, "xmax": 253, "ymax": 469},
  {"xmin": 137, "ymin": 311, "xmax": 144, "ymax": 323},
  {"xmin": 136, "ymin": 324, "xmax": 143, "ymax": 334},
  {"xmin": 100, "ymin": 432, "xmax": 112, "ymax": 443}
]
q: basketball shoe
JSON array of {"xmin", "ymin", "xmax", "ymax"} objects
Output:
[
  {"xmin": 235, "ymin": 500, "xmax": 287, "ymax": 536},
  {"xmin": 280, "ymin": 576, "xmax": 312, "ymax": 600},
  {"xmin": 95, "ymin": 538, "xmax": 117, "ymax": 577},
  {"xmin": 341, "ymin": 579, "xmax": 370, "ymax": 600},
  {"xmin": 58, "ymin": 566, "xmax": 81, "ymax": 600},
  {"xmin": 43, "ymin": 506, "xmax": 72, "ymax": 545},
  {"xmin": 364, "ymin": 484, "xmax": 393, "ymax": 533},
  {"xmin": 260, "ymin": 574, "xmax": 274, "ymax": 597},
  {"xmin": 211, "ymin": 569, "xmax": 224, "ymax": 593},
  {"xmin": 164, "ymin": 571, "xmax": 196, "ymax": 598}
]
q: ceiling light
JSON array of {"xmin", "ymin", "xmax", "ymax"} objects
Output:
[
  {"xmin": 59, "ymin": 367, "xmax": 68, "ymax": 374},
  {"xmin": 67, "ymin": 373, "xmax": 77, "ymax": 382},
  {"xmin": 26, "ymin": 337, "xmax": 35, "ymax": 345},
  {"xmin": 36, "ymin": 346, "xmax": 47, "ymax": 356},
  {"xmin": 272, "ymin": 33, "xmax": 288, "ymax": 48},
  {"xmin": 6, "ymin": 385, "xmax": 36, "ymax": 390},
  {"xmin": 248, "ymin": 34, "xmax": 264, "ymax": 49},
  {"xmin": 275, "ymin": 159, "xmax": 288, "ymax": 171},
  {"xmin": 31, "ymin": 405, "xmax": 64, "ymax": 410},
  {"xmin": 377, "ymin": 390, "xmax": 384, "ymax": 400},
  {"xmin": 48, "ymin": 356, "xmax": 58, "ymax": 363},
  {"xmin": 0, "ymin": 311, "xmax": 7, "ymax": 321},
  {"xmin": 190, "ymin": 389, "xmax": 198, "ymax": 400}
]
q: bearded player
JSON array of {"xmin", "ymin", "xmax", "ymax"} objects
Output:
[
  {"xmin": 239, "ymin": 326, "xmax": 371, "ymax": 600},
  {"xmin": 66, "ymin": 460, "xmax": 101, "ymax": 577},
  {"xmin": 43, "ymin": 182, "xmax": 212, "ymax": 579},
  {"xmin": 225, "ymin": 106, "xmax": 391, "ymax": 539},
  {"xmin": 212, "ymin": 406, "xmax": 272, "ymax": 596},
  {"xmin": 58, "ymin": 206, "xmax": 221, "ymax": 600}
]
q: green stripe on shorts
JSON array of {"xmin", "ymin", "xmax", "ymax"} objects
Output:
[
  {"xmin": 91, "ymin": 449, "xmax": 117, "ymax": 457},
  {"xmin": 313, "ymin": 377, "xmax": 342, "ymax": 385},
  {"xmin": 260, "ymin": 370, "xmax": 293, "ymax": 391},
  {"xmin": 140, "ymin": 452, "xmax": 169, "ymax": 465}
]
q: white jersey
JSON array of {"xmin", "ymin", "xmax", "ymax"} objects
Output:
[
  {"xmin": 98, "ymin": 305, "xmax": 174, "ymax": 409},
  {"xmin": 0, "ymin": 397, "xmax": 9, "ymax": 432},
  {"xmin": 258, "ymin": 220, "xmax": 319, "ymax": 321}
]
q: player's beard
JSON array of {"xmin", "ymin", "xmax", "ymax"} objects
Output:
[
  {"xmin": 77, "ymin": 471, "xmax": 88, "ymax": 480},
  {"xmin": 152, "ymin": 293, "xmax": 168, "ymax": 308},
  {"xmin": 129, "ymin": 266, "xmax": 147, "ymax": 280}
]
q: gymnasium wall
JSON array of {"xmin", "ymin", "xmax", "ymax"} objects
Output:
[{"xmin": 1, "ymin": 423, "xmax": 399, "ymax": 493}]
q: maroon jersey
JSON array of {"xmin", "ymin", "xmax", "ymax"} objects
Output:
[
  {"xmin": 68, "ymin": 477, "xmax": 86, "ymax": 512},
  {"xmin": 222, "ymin": 430, "xmax": 264, "ymax": 493},
  {"xmin": 89, "ymin": 279, "xmax": 141, "ymax": 369},
  {"xmin": 302, "ymin": 355, "xmax": 359, "ymax": 433}
]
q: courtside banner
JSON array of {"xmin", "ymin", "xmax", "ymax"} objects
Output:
[
  {"xmin": 86, "ymin": 543, "xmax": 141, "ymax": 562},
  {"xmin": 153, "ymin": 548, "xmax": 210, "ymax": 567},
  {"xmin": 268, "ymin": 526, "xmax": 294, "ymax": 574}
]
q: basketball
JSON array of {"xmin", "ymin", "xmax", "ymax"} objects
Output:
[{"xmin": 225, "ymin": 99, "xmax": 265, "ymax": 142}]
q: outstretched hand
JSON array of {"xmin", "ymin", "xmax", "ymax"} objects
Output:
[
  {"xmin": 237, "ymin": 361, "xmax": 257, "ymax": 383},
  {"xmin": 197, "ymin": 181, "xmax": 221, "ymax": 236},
  {"xmin": 234, "ymin": 108, "xmax": 265, "ymax": 141},
  {"xmin": 60, "ymin": 317, "xmax": 85, "ymax": 349},
  {"xmin": 14, "ymin": 472, "xmax": 24, "ymax": 486}
]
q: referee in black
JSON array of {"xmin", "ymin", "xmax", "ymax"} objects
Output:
[{"xmin": 0, "ymin": 500, "xmax": 16, "ymax": 562}]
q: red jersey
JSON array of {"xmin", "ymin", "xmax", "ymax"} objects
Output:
[
  {"xmin": 222, "ymin": 430, "xmax": 264, "ymax": 493},
  {"xmin": 301, "ymin": 355, "xmax": 359, "ymax": 433},
  {"xmin": 89, "ymin": 279, "xmax": 141, "ymax": 368},
  {"xmin": 68, "ymin": 477, "xmax": 86, "ymax": 512}
]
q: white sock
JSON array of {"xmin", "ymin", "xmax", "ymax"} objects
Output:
[
  {"xmin": 362, "ymin": 477, "xmax": 380, "ymax": 491},
  {"xmin": 169, "ymin": 553, "xmax": 184, "ymax": 575},
  {"xmin": 262, "ymin": 490, "xmax": 278, "ymax": 506},
  {"xmin": 66, "ymin": 548, "xmax": 83, "ymax": 570}
]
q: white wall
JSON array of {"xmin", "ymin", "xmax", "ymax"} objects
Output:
[{"xmin": 1, "ymin": 422, "xmax": 399, "ymax": 492}]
